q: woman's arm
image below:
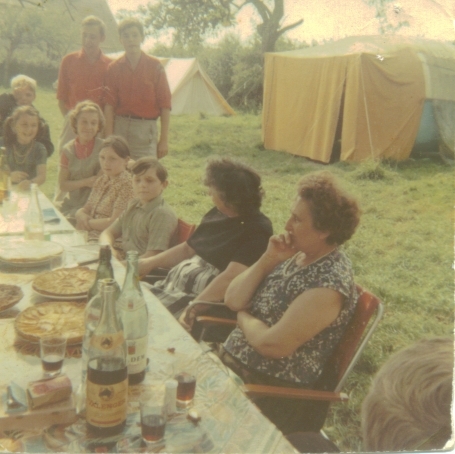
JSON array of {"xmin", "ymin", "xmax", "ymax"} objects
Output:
[
  {"xmin": 87, "ymin": 207, "xmax": 124, "ymax": 233},
  {"xmin": 138, "ymin": 242, "xmax": 196, "ymax": 276},
  {"xmin": 31, "ymin": 164, "xmax": 46, "ymax": 185},
  {"xmin": 237, "ymin": 287, "xmax": 343, "ymax": 359},
  {"xmin": 225, "ymin": 233, "xmax": 296, "ymax": 312},
  {"xmin": 179, "ymin": 261, "xmax": 248, "ymax": 331},
  {"xmin": 75, "ymin": 206, "xmax": 92, "ymax": 230},
  {"xmin": 59, "ymin": 167, "xmax": 97, "ymax": 192}
]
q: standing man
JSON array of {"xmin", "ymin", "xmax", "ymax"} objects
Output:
[
  {"xmin": 104, "ymin": 18, "xmax": 171, "ymax": 160},
  {"xmin": 56, "ymin": 15, "xmax": 112, "ymax": 151}
]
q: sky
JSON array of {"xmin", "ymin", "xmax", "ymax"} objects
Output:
[{"xmin": 107, "ymin": 0, "xmax": 455, "ymax": 48}]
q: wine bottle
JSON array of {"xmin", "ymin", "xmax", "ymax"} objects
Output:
[
  {"xmin": 87, "ymin": 245, "xmax": 119, "ymax": 303},
  {"xmin": 117, "ymin": 251, "xmax": 149, "ymax": 385},
  {"xmin": 24, "ymin": 183, "xmax": 44, "ymax": 240},
  {"xmin": 86, "ymin": 279, "xmax": 128, "ymax": 437}
]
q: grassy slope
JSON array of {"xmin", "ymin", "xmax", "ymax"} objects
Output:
[{"xmin": 34, "ymin": 88, "xmax": 454, "ymax": 451}]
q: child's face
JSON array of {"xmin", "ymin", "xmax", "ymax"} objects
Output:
[
  {"xmin": 13, "ymin": 87, "xmax": 36, "ymax": 106},
  {"xmin": 99, "ymin": 147, "xmax": 128, "ymax": 178},
  {"xmin": 76, "ymin": 111, "xmax": 100, "ymax": 144},
  {"xmin": 120, "ymin": 26, "xmax": 143, "ymax": 54},
  {"xmin": 13, "ymin": 114, "xmax": 39, "ymax": 145},
  {"xmin": 133, "ymin": 167, "xmax": 168, "ymax": 205}
]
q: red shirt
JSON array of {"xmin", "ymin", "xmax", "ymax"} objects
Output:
[
  {"xmin": 104, "ymin": 52, "xmax": 171, "ymax": 119},
  {"xmin": 57, "ymin": 50, "xmax": 112, "ymax": 110}
]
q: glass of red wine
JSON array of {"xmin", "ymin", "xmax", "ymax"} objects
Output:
[
  {"xmin": 175, "ymin": 372, "xmax": 196, "ymax": 410},
  {"xmin": 140, "ymin": 401, "xmax": 167, "ymax": 448},
  {"xmin": 40, "ymin": 335, "xmax": 67, "ymax": 378}
]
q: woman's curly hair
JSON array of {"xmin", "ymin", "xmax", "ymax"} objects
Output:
[
  {"xmin": 3, "ymin": 105, "xmax": 43, "ymax": 147},
  {"xmin": 204, "ymin": 157, "xmax": 264, "ymax": 217},
  {"xmin": 297, "ymin": 171, "xmax": 360, "ymax": 245},
  {"xmin": 70, "ymin": 100, "xmax": 105, "ymax": 135}
]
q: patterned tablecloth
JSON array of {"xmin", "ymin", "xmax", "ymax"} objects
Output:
[{"xmin": 0, "ymin": 236, "xmax": 297, "ymax": 453}]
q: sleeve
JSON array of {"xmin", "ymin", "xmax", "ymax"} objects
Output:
[
  {"xmin": 112, "ymin": 175, "xmax": 134, "ymax": 212},
  {"xmin": 56, "ymin": 56, "xmax": 69, "ymax": 102},
  {"xmin": 35, "ymin": 143, "xmax": 48, "ymax": 166},
  {"xmin": 103, "ymin": 63, "xmax": 118, "ymax": 108},
  {"xmin": 84, "ymin": 177, "xmax": 101, "ymax": 213},
  {"xmin": 146, "ymin": 208, "xmax": 178, "ymax": 252},
  {"xmin": 155, "ymin": 63, "xmax": 172, "ymax": 110},
  {"xmin": 230, "ymin": 222, "xmax": 272, "ymax": 267},
  {"xmin": 60, "ymin": 152, "xmax": 69, "ymax": 168},
  {"xmin": 37, "ymin": 121, "xmax": 54, "ymax": 157}
]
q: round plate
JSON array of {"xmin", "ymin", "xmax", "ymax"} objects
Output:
[
  {"xmin": 32, "ymin": 267, "xmax": 96, "ymax": 299},
  {"xmin": 32, "ymin": 288, "xmax": 87, "ymax": 301},
  {"xmin": 15, "ymin": 301, "xmax": 85, "ymax": 345},
  {"xmin": 0, "ymin": 240, "xmax": 63, "ymax": 265},
  {"xmin": 0, "ymin": 284, "xmax": 23, "ymax": 313},
  {"xmin": 0, "ymin": 257, "xmax": 52, "ymax": 268}
]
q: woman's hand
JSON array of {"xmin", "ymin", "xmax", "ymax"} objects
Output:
[
  {"xmin": 178, "ymin": 306, "xmax": 197, "ymax": 332},
  {"xmin": 10, "ymin": 171, "xmax": 29, "ymax": 184},
  {"xmin": 17, "ymin": 179, "xmax": 31, "ymax": 191},
  {"xmin": 263, "ymin": 232, "xmax": 296, "ymax": 266},
  {"xmin": 75, "ymin": 209, "xmax": 92, "ymax": 231},
  {"xmin": 85, "ymin": 175, "xmax": 98, "ymax": 188}
]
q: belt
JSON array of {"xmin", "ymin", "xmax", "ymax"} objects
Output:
[{"xmin": 119, "ymin": 114, "xmax": 157, "ymax": 121}]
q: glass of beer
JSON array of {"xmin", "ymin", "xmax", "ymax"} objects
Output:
[
  {"xmin": 174, "ymin": 372, "xmax": 196, "ymax": 410},
  {"xmin": 40, "ymin": 335, "xmax": 67, "ymax": 377},
  {"xmin": 140, "ymin": 401, "xmax": 167, "ymax": 447}
]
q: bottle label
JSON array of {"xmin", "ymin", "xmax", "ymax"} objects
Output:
[
  {"xmin": 90, "ymin": 331, "xmax": 124, "ymax": 351},
  {"xmin": 126, "ymin": 336, "xmax": 148, "ymax": 374},
  {"xmin": 86, "ymin": 377, "xmax": 128, "ymax": 428}
]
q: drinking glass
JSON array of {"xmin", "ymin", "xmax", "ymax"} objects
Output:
[
  {"xmin": 174, "ymin": 372, "xmax": 196, "ymax": 410},
  {"xmin": 140, "ymin": 401, "xmax": 167, "ymax": 448},
  {"xmin": 40, "ymin": 335, "xmax": 67, "ymax": 377}
]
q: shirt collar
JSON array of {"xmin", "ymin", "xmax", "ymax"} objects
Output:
[{"xmin": 134, "ymin": 194, "xmax": 163, "ymax": 213}]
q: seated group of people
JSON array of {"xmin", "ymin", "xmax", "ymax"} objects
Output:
[{"xmin": 2, "ymin": 78, "xmax": 451, "ymax": 447}]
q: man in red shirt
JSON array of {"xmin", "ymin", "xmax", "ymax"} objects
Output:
[
  {"xmin": 57, "ymin": 16, "xmax": 112, "ymax": 151},
  {"xmin": 104, "ymin": 18, "xmax": 171, "ymax": 160}
]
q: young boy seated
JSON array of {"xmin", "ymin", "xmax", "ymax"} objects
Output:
[
  {"xmin": 0, "ymin": 74, "xmax": 54, "ymax": 157},
  {"xmin": 100, "ymin": 156, "xmax": 178, "ymax": 260}
]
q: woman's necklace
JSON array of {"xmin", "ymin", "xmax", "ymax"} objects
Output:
[
  {"xmin": 282, "ymin": 248, "xmax": 338, "ymax": 278},
  {"xmin": 13, "ymin": 141, "xmax": 35, "ymax": 165}
]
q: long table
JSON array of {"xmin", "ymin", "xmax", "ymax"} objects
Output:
[
  {"xmin": 0, "ymin": 191, "xmax": 297, "ymax": 453},
  {"xmin": 0, "ymin": 189, "xmax": 75, "ymax": 236}
]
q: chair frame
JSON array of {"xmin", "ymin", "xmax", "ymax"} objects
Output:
[{"xmin": 195, "ymin": 285, "xmax": 384, "ymax": 403}]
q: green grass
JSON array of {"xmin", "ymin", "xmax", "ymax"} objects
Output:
[{"xmin": 34, "ymin": 87, "xmax": 454, "ymax": 451}]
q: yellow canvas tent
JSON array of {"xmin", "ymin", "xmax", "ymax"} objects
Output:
[{"xmin": 262, "ymin": 35, "xmax": 455, "ymax": 163}]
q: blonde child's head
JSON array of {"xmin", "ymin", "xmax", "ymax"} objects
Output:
[
  {"xmin": 3, "ymin": 105, "xmax": 42, "ymax": 147},
  {"xmin": 10, "ymin": 75, "xmax": 37, "ymax": 106}
]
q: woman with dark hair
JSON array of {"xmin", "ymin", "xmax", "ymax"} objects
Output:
[
  {"xmin": 138, "ymin": 157, "xmax": 273, "ymax": 318},
  {"xmin": 74, "ymin": 135, "xmax": 133, "ymax": 241},
  {"xmin": 219, "ymin": 170, "xmax": 360, "ymax": 434}
]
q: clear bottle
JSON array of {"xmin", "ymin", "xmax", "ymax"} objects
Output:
[
  {"xmin": 0, "ymin": 147, "xmax": 10, "ymax": 205},
  {"xmin": 117, "ymin": 250, "xmax": 149, "ymax": 385},
  {"xmin": 87, "ymin": 245, "xmax": 119, "ymax": 302},
  {"xmin": 24, "ymin": 183, "xmax": 44, "ymax": 240},
  {"xmin": 86, "ymin": 279, "xmax": 128, "ymax": 437}
]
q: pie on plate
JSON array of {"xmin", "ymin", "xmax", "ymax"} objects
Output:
[
  {"xmin": 0, "ymin": 284, "xmax": 23, "ymax": 312},
  {"xmin": 0, "ymin": 240, "xmax": 63, "ymax": 264},
  {"xmin": 15, "ymin": 302, "xmax": 85, "ymax": 344},
  {"xmin": 32, "ymin": 267, "xmax": 96, "ymax": 298}
]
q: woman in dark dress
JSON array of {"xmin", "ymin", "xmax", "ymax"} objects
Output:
[{"xmin": 137, "ymin": 157, "xmax": 273, "ymax": 318}]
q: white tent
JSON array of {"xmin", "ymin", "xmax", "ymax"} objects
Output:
[{"xmin": 107, "ymin": 54, "xmax": 235, "ymax": 116}]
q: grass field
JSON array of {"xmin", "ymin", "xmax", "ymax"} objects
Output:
[{"xmin": 34, "ymin": 87, "xmax": 454, "ymax": 451}]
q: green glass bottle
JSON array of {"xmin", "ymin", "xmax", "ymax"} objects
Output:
[{"xmin": 87, "ymin": 245, "xmax": 119, "ymax": 302}]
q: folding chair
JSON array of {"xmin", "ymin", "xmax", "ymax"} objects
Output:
[
  {"xmin": 141, "ymin": 218, "xmax": 196, "ymax": 284},
  {"xmin": 194, "ymin": 285, "xmax": 384, "ymax": 433}
]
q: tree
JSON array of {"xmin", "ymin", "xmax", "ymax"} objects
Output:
[
  {"xmin": 364, "ymin": 0, "xmax": 409, "ymax": 34},
  {"xmin": 134, "ymin": 0, "xmax": 303, "ymax": 53}
]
